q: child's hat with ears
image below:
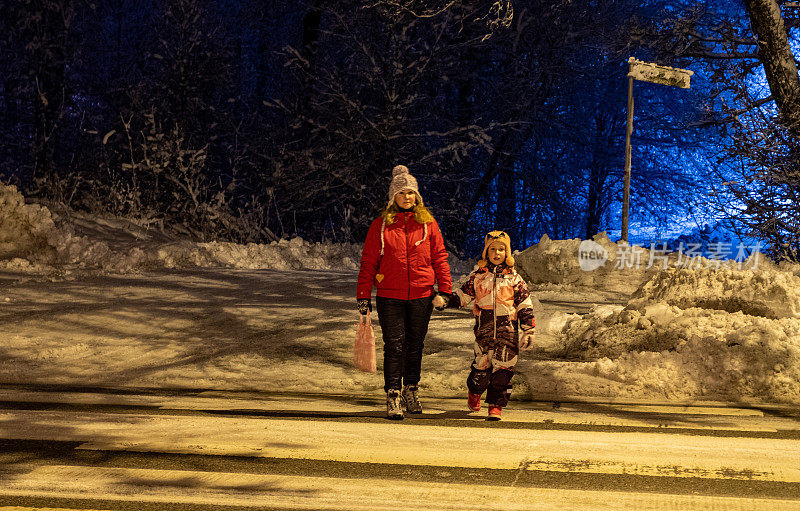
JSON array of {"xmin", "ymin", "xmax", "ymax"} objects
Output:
[{"xmin": 478, "ymin": 230, "xmax": 515, "ymax": 268}]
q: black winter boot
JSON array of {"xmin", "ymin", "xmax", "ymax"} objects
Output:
[
  {"xmin": 387, "ymin": 389, "xmax": 404, "ymax": 420},
  {"xmin": 401, "ymin": 385, "xmax": 422, "ymax": 414}
]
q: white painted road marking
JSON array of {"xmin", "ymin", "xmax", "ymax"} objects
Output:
[
  {"xmin": 0, "ymin": 409, "xmax": 798, "ymax": 482},
  {"xmin": 1, "ymin": 465, "xmax": 800, "ymax": 511}
]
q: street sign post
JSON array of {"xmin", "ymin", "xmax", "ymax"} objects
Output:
[
  {"xmin": 621, "ymin": 58, "xmax": 693, "ymax": 243},
  {"xmin": 628, "ymin": 58, "xmax": 693, "ymax": 89}
]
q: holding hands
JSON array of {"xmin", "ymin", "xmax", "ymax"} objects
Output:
[
  {"xmin": 432, "ymin": 293, "xmax": 450, "ymax": 311},
  {"xmin": 359, "ymin": 294, "xmax": 451, "ymax": 315}
]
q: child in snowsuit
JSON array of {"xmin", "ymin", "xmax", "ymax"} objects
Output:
[{"xmin": 450, "ymin": 231, "xmax": 535, "ymax": 420}]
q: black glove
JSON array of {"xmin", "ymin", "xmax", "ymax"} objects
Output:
[
  {"xmin": 357, "ymin": 298, "xmax": 372, "ymax": 315},
  {"xmin": 433, "ymin": 292, "xmax": 451, "ymax": 311},
  {"xmin": 446, "ymin": 292, "xmax": 461, "ymax": 309}
]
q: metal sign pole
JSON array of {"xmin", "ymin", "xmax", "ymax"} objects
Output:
[
  {"xmin": 621, "ymin": 58, "xmax": 692, "ymax": 243},
  {"xmin": 622, "ymin": 74, "xmax": 633, "ymax": 243}
]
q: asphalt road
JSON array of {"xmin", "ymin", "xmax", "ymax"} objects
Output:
[{"xmin": 0, "ymin": 385, "xmax": 799, "ymax": 510}]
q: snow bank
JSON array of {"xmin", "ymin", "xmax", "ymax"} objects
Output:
[
  {"xmin": 554, "ymin": 262, "xmax": 800, "ymax": 403},
  {"xmin": 0, "ymin": 184, "xmax": 117, "ymax": 270},
  {"xmin": 588, "ymin": 311, "xmax": 800, "ymax": 402},
  {"xmin": 628, "ymin": 265, "xmax": 800, "ymax": 319},
  {"xmin": 0, "ymin": 183, "xmax": 467, "ymax": 274},
  {"xmin": 0, "ymin": 184, "xmax": 59, "ymax": 261},
  {"xmin": 156, "ymin": 238, "xmax": 362, "ymax": 271},
  {"xmin": 8, "ymin": 182, "xmax": 800, "ymax": 404},
  {"xmin": 514, "ymin": 232, "xmax": 655, "ymax": 294},
  {"xmin": 0, "ymin": 183, "xmax": 363, "ymax": 272}
]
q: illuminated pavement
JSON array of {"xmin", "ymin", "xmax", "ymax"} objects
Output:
[{"xmin": 0, "ymin": 386, "xmax": 799, "ymax": 510}]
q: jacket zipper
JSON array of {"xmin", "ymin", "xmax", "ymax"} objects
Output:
[
  {"xmin": 492, "ymin": 267, "xmax": 497, "ymax": 342},
  {"xmin": 405, "ymin": 213, "xmax": 411, "ymax": 301}
]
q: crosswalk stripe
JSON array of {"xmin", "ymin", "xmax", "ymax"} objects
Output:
[
  {"xmin": 0, "ymin": 507, "xmax": 113, "ymax": 511},
  {"xmin": 1, "ymin": 465, "xmax": 799, "ymax": 511},
  {"xmin": 2, "ymin": 409, "xmax": 798, "ymax": 483}
]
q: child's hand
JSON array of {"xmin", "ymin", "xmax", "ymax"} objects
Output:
[
  {"xmin": 446, "ymin": 292, "xmax": 462, "ymax": 309},
  {"xmin": 519, "ymin": 329, "xmax": 535, "ymax": 350}
]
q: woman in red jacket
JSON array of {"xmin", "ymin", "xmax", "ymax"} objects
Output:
[{"xmin": 357, "ymin": 165, "xmax": 452, "ymax": 419}]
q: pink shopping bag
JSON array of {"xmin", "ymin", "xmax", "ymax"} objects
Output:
[{"xmin": 354, "ymin": 315, "xmax": 377, "ymax": 373}]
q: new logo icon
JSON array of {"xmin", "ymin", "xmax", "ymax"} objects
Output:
[{"xmin": 578, "ymin": 240, "xmax": 608, "ymax": 271}]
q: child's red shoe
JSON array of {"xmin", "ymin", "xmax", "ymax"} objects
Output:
[
  {"xmin": 487, "ymin": 406, "xmax": 502, "ymax": 421},
  {"xmin": 467, "ymin": 392, "xmax": 482, "ymax": 412}
]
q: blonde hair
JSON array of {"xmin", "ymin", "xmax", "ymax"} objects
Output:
[{"xmin": 381, "ymin": 193, "xmax": 433, "ymax": 225}]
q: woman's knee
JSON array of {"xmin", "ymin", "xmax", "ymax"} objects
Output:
[{"xmin": 384, "ymin": 336, "xmax": 405, "ymax": 356}]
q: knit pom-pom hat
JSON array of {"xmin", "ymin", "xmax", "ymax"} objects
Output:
[
  {"xmin": 387, "ymin": 164, "xmax": 422, "ymax": 208},
  {"xmin": 478, "ymin": 230, "xmax": 515, "ymax": 268}
]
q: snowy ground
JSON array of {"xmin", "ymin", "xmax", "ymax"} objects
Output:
[{"xmin": 2, "ymin": 183, "xmax": 800, "ymax": 405}]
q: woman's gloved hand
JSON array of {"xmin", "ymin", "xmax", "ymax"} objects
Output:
[{"xmin": 357, "ymin": 298, "xmax": 372, "ymax": 315}]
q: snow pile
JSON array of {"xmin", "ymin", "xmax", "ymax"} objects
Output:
[
  {"xmin": 0, "ymin": 183, "xmax": 66, "ymax": 263},
  {"xmin": 169, "ymin": 239, "xmax": 468, "ymax": 273},
  {"xmin": 587, "ymin": 312, "xmax": 800, "ymax": 402},
  {"xmin": 0, "ymin": 184, "xmax": 117, "ymax": 270},
  {"xmin": 627, "ymin": 265, "xmax": 800, "ymax": 319},
  {"xmin": 155, "ymin": 238, "xmax": 362, "ymax": 271},
  {"xmin": 554, "ymin": 263, "xmax": 800, "ymax": 403},
  {"xmin": 0, "ymin": 183, "xmax": 467, "ymax": 274},
  {"xmin": 514, "ymin": 232, "xmax": 655, "ymax": 293},
  {"xmin": 0, "ymin": 184, "xmax": 58, "ymax": 261},
  {"xmin": 0, "ymin": 184, "xmax": 363, "ymax": 272}
]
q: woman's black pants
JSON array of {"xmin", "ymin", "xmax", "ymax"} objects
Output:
[{"xmin": 376, "ymin": 295, "xmax": 434, "ymax": 392}]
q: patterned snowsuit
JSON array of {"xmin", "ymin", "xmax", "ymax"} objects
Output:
[{"xmin": 455, "ymin": 263, "xmax": 535, "ymax": 407}]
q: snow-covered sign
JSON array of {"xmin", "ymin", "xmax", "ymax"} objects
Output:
[{"xmin": 627, "ymin": 57, "xmax": 693, "ymax": 89}]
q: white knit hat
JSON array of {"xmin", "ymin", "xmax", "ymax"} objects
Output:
[
  {"xmin": 387, "ymin": 165, "xmax": 421, "ymax": 204},
  {"xmin": 380, "ymin": 165, "xmax": 428, "ymax": 256}
]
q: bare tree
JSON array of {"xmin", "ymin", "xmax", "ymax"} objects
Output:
[
  {"xmin": 650, "ymin": 0, "xmax": 800, "ymax": 260},
  {"xmin": 3, "ymin": 0, "xmax": 81, "ymax": 182},
  {"xmin": 744, "ymin": 0, "xmax": 800, "ymax": 136}
]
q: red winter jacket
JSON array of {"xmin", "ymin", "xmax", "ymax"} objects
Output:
[{"xmin": 357, "ymin": 212, "xmax": 452, "ymax": 301}]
